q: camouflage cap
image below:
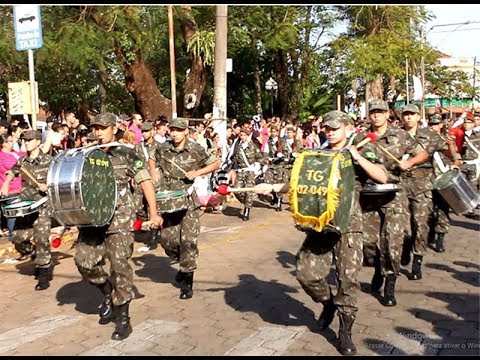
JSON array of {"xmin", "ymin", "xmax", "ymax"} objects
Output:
[
  {"xmin": 402, "ymin": 104, "xmax": 420, "ymax": 114},
  {"xmin": 322, "ymin": 110, "xmax": 352, "ymax": 129},
  {"xmin": 141, "ymin": 121, "xmax": 153, "ymax": 131},
  {"xmin": 91, "ymin": 113, "xmax": 116, "ymax": 127},
  {"xmin": 21, "ymin": 129, "xmax": 42, "ymax": 140},
  {"xmin": 169, "ymin": 118, "xmax": 188, "ymax": 130},
  {"xmin": 369, "ymin": 99, "xmax": 389, "ymax": 112},
  {"xmin": 428, "ymin": 114, "xmax": 443, "ymax": 125}
]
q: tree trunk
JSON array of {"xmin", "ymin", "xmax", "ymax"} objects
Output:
[
  {"xmin": 253, "ymin": 56, "xmax": 263, "ymax": 116},
  {"xmin": 180, "ymin": 6, "xmax": 211, "ymax": 118},
  {"xmin": 368, "ymin": 76, "xmax": 384, "ymax": 100},
  {"xmin": 124, "ymin": 53, "xmax": 172, "ymax": 121}
]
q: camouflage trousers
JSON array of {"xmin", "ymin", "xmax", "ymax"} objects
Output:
[
  {"xmin": 406, "ymin": 190, "xmax": 434, "ymax": 256},
  {"xmin": 74, "ymin": 229, "xmax": 134, "ymax": 306},
  {"xmin": 296, "ymin": 229, "xmax": 362, "ymax": 316},
  {"xmin": 158, "ymin": 208, "xmax": 200, "ymax": 273},
  {"xmin": 430, "ymin": 190, "xmax": 450, "ymax": 235},
  {"xmin": 361, "ymin": 190, "xmax": 411, "ymax": 276},
  {"xmin": 264, "ymin": 165, "xmax": 289, "ymax": 184},
  {"xmin": 233, "ymin": 171, "xmax": 258, "ymax": 208},
  {"xmin": 13, "ymin": 213, "xmax": 52, "ymax": 268}
]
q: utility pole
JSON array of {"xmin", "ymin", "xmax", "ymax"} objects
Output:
[
  {"xmin": 213, "ymin": 5, "xmax": 228, "ymax": 158},
  {"xmin": 473, "ymin": 56, "xmax": 477, "ymax": 109},
  {"xmin": 406, "ymin": 57, "xmax": 410, "ymax": 104},
  {"xmin": 420, "ymin": 27, "xmax": 426, "ymax": 121},
  {"xmin": 168, "ymin": 6, "xmax": 177, "ymax": 119}
]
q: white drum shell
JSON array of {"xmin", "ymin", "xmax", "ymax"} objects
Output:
[{"xmin": 434, "ymin": 170, "xmax": 480, "ymax": 215}]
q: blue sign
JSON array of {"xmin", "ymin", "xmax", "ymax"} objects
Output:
[{"xmin": 13, "ymin": 5, "xmax": 43, "ymax": 51}]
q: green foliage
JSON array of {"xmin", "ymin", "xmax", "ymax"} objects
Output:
[{"xmin": 186, "ymin": 29, "xmax": 216, "ymax": 67}]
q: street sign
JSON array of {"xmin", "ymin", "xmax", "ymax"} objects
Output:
[
  {"xmin": 13, "ymin": 5, "xmax": 43, "ymax": 51},
  {"xmin": 8, "ymin": 81, "xmax": 39, "ymax": 115}
]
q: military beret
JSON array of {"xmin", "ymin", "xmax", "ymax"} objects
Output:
[
  {"xmin": 21, "ymin": 130, "xmax": 42, "ymax": 140},
  {"xmin": 323, "ymin": 110, "xmax": 352, "ymax": 129},
  {"xmin": 402, "ymin": 104, "xmax": 420, "ymax": 114},
  {"xmin": 369, "ymin": 99, "xmax": 389, "ymax": 112},
  {"xmin": 90, "ymin": 113, "xmax": 117, "ymax": 127}
]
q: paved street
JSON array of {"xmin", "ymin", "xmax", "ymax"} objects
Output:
[{"xmin": 0, "ymin": 198, "xmax": 479, "ymax": 356}]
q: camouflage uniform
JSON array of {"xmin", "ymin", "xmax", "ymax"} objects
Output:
[
  {"xmin": 10, "ymin": 149, "xmax": 54, "ymax": 270},
  {"xmin": 462, "ymin": 130, "xmax": 480, "ymax": 193},
  {"xmin": 231, "ymin": 136, "xmax": 265, "ymax": 208},
  {"xmin": 401, "ymin": 127, "xmax": 446, "ymax": 257},
  {"xmin": 430, "ymin": 134, "xmax": 454, "ymax": 237},
  {"xmin": 358, "ymin": 126, "xmax": 414, "ymax": 276},
  {"xmin": 74, "ymin": 144, "xmax": 151, "ymax": 307},
  {"xmin": 295, "ymin": 110, "xmax": 387, "ymax": 355},
  {"xmin": 150, "ymin": 137, "xmax": 218, "ymax": 273},
  {"xmin": 282, "ymin": 136, "xmax": 304, "ymax": 182},
  {"xmin": 264, "ymin": 136, "xmax": 290, "ymax": 184}
]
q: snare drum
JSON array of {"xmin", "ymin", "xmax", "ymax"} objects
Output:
[
  {"xmin": 433, "ymin": 169, "xmax": 480, "ymax": 214},
  {"xmin": 2, "ymin": 200, "xmax": 37, "ymax": 218},
  {"xmin": 156, "ymin": 189, "xmax": 189, "ymax": 213},
  {"xmin": 47, "ymin": 147, "xmax": 117, "ymax": 227}
]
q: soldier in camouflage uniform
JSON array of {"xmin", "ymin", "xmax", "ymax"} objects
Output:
[
  {"xmin": 133, "ymin": 121, "xmax": 160, "ymax": 249},
  {"xmin": 2, "ymin": 130, "xmax": 55, "ymax": 291},
  {"xmin": 148, "ymin": 118, "xmax": 220, "ymax": 299},
  {"xmin": 283, "ymin": 125, "xmax": 304, "ymax": 179},
  {"xmin": 427, "ymin": 114, "xmax": 462, "ymax": 252},
  {"xmin": 399, "ymin": 104, "xmax": 447, "ymax": 281},
  {"xmin": 264, "ymin": 124, "xmax": 289, "ymax": 211},
  {"xmin": 230, "ymin": 127, "xmax": 265, "ymax": 221},
  {"xmin": 74, "ymin": 113, "xmax": 162, "ymax": 341},
  {"xmin": 460, "ymin": 113, "xmax": 480, "ymax": 218},
  {"xmin": 358, "ymin": 100, "xmax": 428, "ymax": 307},
  {"xmin": 253, "ymin": 110, "xmax": 390, "ymax": 355}
]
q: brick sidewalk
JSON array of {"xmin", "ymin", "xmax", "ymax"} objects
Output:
[{"xmin": 0, "ymin": 200, "xmax": 478, "ymax": 355}]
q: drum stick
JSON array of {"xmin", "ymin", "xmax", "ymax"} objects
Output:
[
  {"xmin": 217, "ymin": 184, "xmax": 257, "ymax": 195},
  {"xmin": 376, "ymin": 144, "xmax": 402, "ymax": 165},
  {"xmin": 20, "ymin": 167, "xmax": 43, "ymax": 188},
  {"xmin": 165, "ymin": 158, "xmax": 187, "ymax": 175}
]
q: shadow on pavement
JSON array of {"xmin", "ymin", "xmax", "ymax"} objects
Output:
[
  {"xmin": 362, "ymin": 291, "xmax": 480, "ymax": 355},
  {"xmin": 132, "ymin": 253, "xmax": 179, "ymax": 288},
  {"xmin": 56, "ymin": 279, "xmax": 102, "ymax": 315},
  {"xmin": 426, "ymin": 262, "xmax": 479, "ymax": 288},
  {"xmin": 450, "ymin": 218, "xmax": 480, "ymax": 231},
  {"xmin": 205, "ymin": 273, "xmax": 339, "ymax": 351}
]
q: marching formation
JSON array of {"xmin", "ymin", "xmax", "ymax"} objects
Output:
[{"xmin": 0, "ymin": 103, "xmax": 479, "ymax": 355}]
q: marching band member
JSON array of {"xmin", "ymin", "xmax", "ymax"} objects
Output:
[{"xmin": 253, "ymin": 110, "xmax": 388, "ymax": 355}]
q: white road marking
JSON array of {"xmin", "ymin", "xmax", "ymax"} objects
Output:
[
  {"xmin": 81, "ymin": 319, "xmax": 183, "ymax": 356},
  {"xmin": 224, "ymin": 326, "xmax": 306, "ymax": 356},
  {"xmin": 0, "ymin": 315, "xmax": 83, "ymax": 353},
  {"xmin": 200, "ymin": 225, "xmax": 242, "ymax": 234}
]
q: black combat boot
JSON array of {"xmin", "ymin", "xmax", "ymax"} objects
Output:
[
  {"xmin": 317, "ymin": 296, "xmax": 337, "ymax": 329},
  {"xmin": 270, "ymin": 192, "xmax": 278, "ymax": 206},
  {"xmin": 175, "ymin": 270, "xmax": 185, "ymax": 283},
  {"xmin": 96, "ymin": 280, "xmax": 114, "ymax": 325},
  {"xmin": 180, "ymin": 271, "xmax": 194, "ymax": 299},
  {"xmin": 383, "ymin": 274, "xmax": 397, "ymax": 307},
  {"xmin": 242, "ymin": 207, "xmax": 251, "ymax": 221},
  {"xmin": 111, "ymin": 301, "xmax": 132, "ymax": 341},
  {"xmin": 433, "ymin": 233, "xmax": 445, "ymax": 253},
  {"xmin": 275, "ymin": 196, "xmax": 282, "ymax": 212},
  {"xmin": 370, "ymin": 254, "xmax": 384, "ymax": 293},
  {"xmin": 34, "ymin": 265, "xmax": 52, "ymax": 291},
  {"xmin": 410, "ymin": 254, "xmax": 423, "ymax": 280},
  {"xmin": 338, "ymin": 313, "xmax": 357, "ymax": 356}
]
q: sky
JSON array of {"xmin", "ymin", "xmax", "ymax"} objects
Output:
[{"xmin": 424, "ymin": 4, "xmax": 480, "ymax": 59}]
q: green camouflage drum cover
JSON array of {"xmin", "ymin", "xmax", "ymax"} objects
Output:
[
  {"xmin": 81, "ymin": 149, "xmax": 116, "ymax": 226},
  {"xmin": 156, "ymin": 189, "xmax": 189, "ymax": 213},
  {"xmin": 288, "ymin": 149, "xmax": 355, "ymax": 233}
]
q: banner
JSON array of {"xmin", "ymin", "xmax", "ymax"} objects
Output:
[{"xmin": 412, "ymin": 75, "xmax": 423, "ymax": 101}]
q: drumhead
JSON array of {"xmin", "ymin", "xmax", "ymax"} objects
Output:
[
  {"xmin": 156, "ymin": 190, "xmax": 187, "ymax": 200},
  {"xmin": 4, "ymin": 200, "xmax": 35, "ymax": 209},
  {"xmin": 80, "ymin": 148, "xmax": 117, "ymax": 226},
  {"xmin": 0, "ymin": 194, "xmax": 20, "ymax": 203}
]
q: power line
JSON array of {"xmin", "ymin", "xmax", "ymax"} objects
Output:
[{"xmin": 432, "ymin": 28, "xmax": 480, "ymax": 34}]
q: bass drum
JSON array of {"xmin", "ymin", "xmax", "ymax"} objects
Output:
[{"xmin": 47, "ymin": 147, "xmax": 117, "ymax": 227}]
